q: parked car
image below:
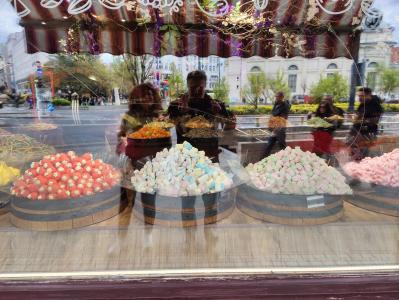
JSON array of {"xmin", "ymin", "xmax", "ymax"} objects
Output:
[
  {"xmin": 385, "ymin": 99, "xmax": 399, "ymax": 104},
  {"xmin": 291, "ymin": 95, "xmax": 305, "ymax": 104}
]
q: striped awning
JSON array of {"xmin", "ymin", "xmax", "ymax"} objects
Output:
[{"xmin": 14, "ymin": 0, "xmax": 367, "ymax": 59}]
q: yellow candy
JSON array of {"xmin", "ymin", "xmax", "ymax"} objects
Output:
[{"xmin": 0, "ymin": 161, "xmax": 20, "ymax": 186}]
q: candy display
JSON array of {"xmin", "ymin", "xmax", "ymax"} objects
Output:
[
  {"xmin": 0, "ymin": 161, "xmax": 20, "ymax": 186},
  {"xmin": 11, "ymin": 152, "xmax": 121, "ymax": 200},
  {"xmin": 131, "ymin": 142, "xmax": 233, "ymax": 196},
  {"xmin": 184, "ymin": 128, "xmax": 220, "ymax": 138},
  {"xmin": 246, "ymin": 147, "xmax": 352, "ymax": 195},
  {"xmin": 128, "ymin": 127, "xmax": 171, "ymax": 139},
  {"xmin": 0, "ymin": 134, "xmax": 56, "ymax": 167},
  {"xmin": 343, "ymin": 149, "xmax": 399, "ymax": 187},
  {"xmin": 268, "ymin": 116, "xmax": 287, "ymax": 129},
  {"xmin": 185, "ymin": 116, "xmax": 214, "ymax": 129},
  {"xmin": 307, "ymin": 117, "xmax": 333, "ymax": 128},
  {"xmin": 26, "ymin": 122, "xmax": 58, "ymax": 131},
  {"xmin": 143, "ymin": 121, "xmax": 175, "ymax": 129}
]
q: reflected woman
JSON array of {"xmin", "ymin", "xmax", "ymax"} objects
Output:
[
  {"xmin": 117, "ymin": 83, "xmax": 163, "ymax": 154},
  {"xmin": 310, "ymin": 100, "xmax": 337, "ymax": 158}
]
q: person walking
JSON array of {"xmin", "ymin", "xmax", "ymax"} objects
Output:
[
  {"xmin": 347, "ymin": 87, "xmax": 383, "ymax": 161},
  {"xmin": 263, "ymin": 91, "xmax": 291, "ymax": 157}
]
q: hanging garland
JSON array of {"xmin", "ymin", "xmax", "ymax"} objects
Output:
[{"xmin": 12, "ymin": 0, "xmax": 381, "ymax": 18}]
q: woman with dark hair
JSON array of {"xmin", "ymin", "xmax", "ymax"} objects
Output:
[
  {"xmin": 310, "ymin": 100, "xmax": 338, "ymax": 157},
  {"xmin": 117, "ymin": 83, "xmax": 163, "ymax": 154}
]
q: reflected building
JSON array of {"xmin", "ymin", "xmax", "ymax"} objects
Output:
[{"xmin": 225, "ymin": 23, "xmax": 398, "ymax": 103}]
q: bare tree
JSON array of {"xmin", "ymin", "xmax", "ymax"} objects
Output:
[{"xmin": 112, "ymin": 54, "xmax": 155, "ymax": 93}]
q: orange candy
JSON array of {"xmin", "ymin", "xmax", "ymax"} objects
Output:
[{"xmin": 128, "ymin": 127, "xmax": 170, "ymax": 139}]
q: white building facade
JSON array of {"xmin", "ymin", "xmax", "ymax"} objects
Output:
[
  {"xmin": 224, "ymin": 24, "xmax": 397, "ymax": 103},
  {"xmin": 152, "ymin": 55, "xmax": 225, "ymax": 90}
]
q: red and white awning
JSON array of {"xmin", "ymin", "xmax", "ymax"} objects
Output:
[{"xmin": 13, "ymin": 0, "xmax": 370, "ymax": 59}]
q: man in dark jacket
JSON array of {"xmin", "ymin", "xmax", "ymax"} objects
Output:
[
  {"xmin": 347, "ymin": 87, "xmax": 384, "ymax": 160},
  {"xmin": 263, "ymin": 91, "xmax": 291, "ymax": 157},
  {"xmin": 167, "ymin": 71, "xmax": 234, "ymax": 140},
  {"xmin": 167, "ymin": 70, "xmax": 232, "ymax": 121}
]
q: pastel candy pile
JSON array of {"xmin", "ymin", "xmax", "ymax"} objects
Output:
[
  {"xmin": 343, "ymin": 149, "xmax": 399, "ymax": 187},
  {"xmin": 131, "ymin": 142, "xmax": 233, "ymax": 196},
  {"xmin": 246, "ymin": 147, "xmax": 352, "ymax": 195},
  {"xmin": 11, "ymin": 152, "xmax": 121, "ymax": 200}
]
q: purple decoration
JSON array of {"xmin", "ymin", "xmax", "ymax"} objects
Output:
[
  {"xmin": 153, "ymin": 10, "xmax": 164, "ymax": 56},
  {"xmin": 231, "ymin": 39, "xmax": 243, "ymax": 57}
]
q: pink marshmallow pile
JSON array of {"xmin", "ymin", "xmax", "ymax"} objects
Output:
[
  {"xmin": 343, "ymin": 149, "xmax": 399, "ymax": 187},
  {"xmin": 246, "ymin": 147, "xmax": 352, "ymax": 195}
]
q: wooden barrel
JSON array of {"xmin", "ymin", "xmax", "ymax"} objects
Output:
[
  {"xmin": 126, "ymin": 137, "xmax": 172, "ymax": 161},
  {"xmin": 184, "ymin": 137, "xmax": 219, "ymax": 162},
  {"xmin": 237, "ymin": 184, "xmax": 343, "ymax": 225},
  {"xmin": 10, "ymin": 186, "xmax": 127, "ymax": 231},
  {"xmin": 346, "ymin": 179, "xmax": 399, "ymax": 217},
  {"xmin": 132, "ymin": 188, "xmax": 236, "ymax": 227},
  {"xmin": 0, "ymin": 191, "xmax": 10, "ymax": 215}
]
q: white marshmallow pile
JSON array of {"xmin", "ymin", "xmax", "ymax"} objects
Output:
[
  {"xmin": 246, "ymin": 147, "xmax": 352, "ymax": 195},
  {"xmin": 131, "ymin": 142, "xmax": 233, "ymax": 196},
  {"xmin": 343, "ymin": 149, "xmax": 399, "ymax": 187}
]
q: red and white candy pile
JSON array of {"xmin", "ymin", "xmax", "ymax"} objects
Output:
[{"xmin": 11, "ymin": 151, "xmax": 120, "ymax": 200}]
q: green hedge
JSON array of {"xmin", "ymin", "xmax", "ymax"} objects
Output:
[
  {"xmin": 52, "ymin": 98, "xmax": 71, "ymax": 106},
  {"xmin": 230, "ymin": 104, "xmax": 399, "ymax": 115}
]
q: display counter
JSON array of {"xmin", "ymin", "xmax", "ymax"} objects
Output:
[{"xmin": 0, "ymin": 112, "xmax": 398, "ymax": 280}]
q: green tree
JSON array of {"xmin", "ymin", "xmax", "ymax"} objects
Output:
[
  {"xmin": 243, "ymin": 71, "xmax": 268, "ymax": 109},
  {"xmin": 268, "ymin": 71, "xmax": 291, "ymax": 102},
  {"xmin": 310, "ymin": 73, "xmax": 349, "ymax": 103},
  {"xmin": 213, "ymin": 77, "xmax": 230, "ymax": 103},
  {"xmin": 167, "ymin": 63, "xmax": 185, "ymax": 99},
  {"xmin": 46, "ymin": 54, "xmax": 114, "ymax": 96},
  {"xmin": 377, "ymin": 66, "xmax": 399, "ymax": 99}
]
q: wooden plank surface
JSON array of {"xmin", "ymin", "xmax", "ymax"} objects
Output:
[{"xmin": 0, "ymin": 201, "xmax": 397, "ymax": 274}]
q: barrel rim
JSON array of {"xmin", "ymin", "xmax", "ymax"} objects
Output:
[
  {"xmin": 238, "ymin": 183, "xmax": 349, "ymax": 200},
  {"xmin": 134, "ymin": 188, "xmax": 236, "ymax": 212},
  {"xmin": 127, "ymin": 137, "xmax": 172, "ymax": 143},
  {"xmin": 136, "ymin": 187, "xmax": 237, "ymax": 202},
  {"xmin": 12, "ymin": 186, "xmax": 120, "ymax": 210},
  {"xmin": 237, "ymin": 202, "xmax": 343, "ymax": 225},
  {"xmin": 348, "ymin": 177, "xmax": 399, "ymax": 193}
]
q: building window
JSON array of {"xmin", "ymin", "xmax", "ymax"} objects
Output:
[
  {"xmin": 288, "ymin": 74, "xmax": 297, "ymax": 93},
  {"xmin": 368, "ymin": 62, "xmax": 378, "ymax": 68},
  {"xmin": 288, "ymin": 65, "xmax": 299, "ymax": 71},
  {"xmin": 327, "ymin": 73, "xmax": 335, "ymax": 78},
  {"xmin": 367, "ymin": 72, "xmax": 377, "ymax": 90},
  {"xmin": 327, "ymin": 63, "xmax": 338, "ymax": 70},
  {"xmin": 250, "ymin": 66, "xmax": 261, "ymax": 73}
]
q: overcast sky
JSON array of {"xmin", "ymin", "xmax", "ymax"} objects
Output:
[{"xmin": 0, "ymin": 0, "xmax": 398, "ymax": 43}]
